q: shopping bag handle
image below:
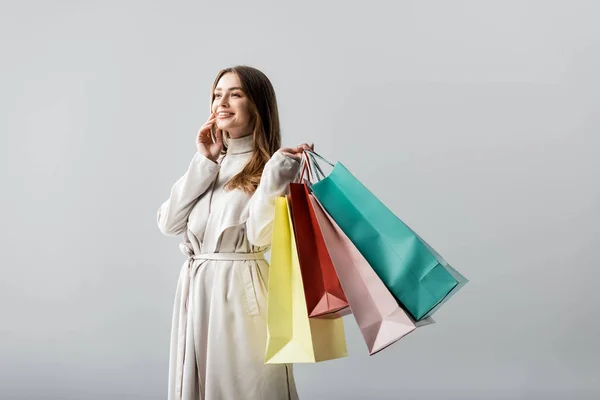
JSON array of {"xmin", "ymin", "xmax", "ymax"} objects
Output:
[
  {"xmin": 303, "ymin": 150, "xmax": 331, "ymax": 182},
  {"xmin": 298, "ymin": 152, "xmax": 317, "ymax": 183},
  {"xmin": 307, "ymin": 153, "xmax": 326, "ymax": 182},
  {"xmin": 305, "ymin": 149, "xmax": 334, "ymax": 167}
]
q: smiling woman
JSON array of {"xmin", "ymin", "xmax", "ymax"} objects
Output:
[
  {"xmin": 157, "ymin": 65, "xmax": 312, "ymax": 400},
  {"xmin": 212, "ymin": 73, "xmax": 253, "ymax": 137}
]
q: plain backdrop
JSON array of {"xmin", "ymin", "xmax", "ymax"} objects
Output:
[{"xmin": 1, "ymin": 1, "xmax": 599, "ymax": 399}]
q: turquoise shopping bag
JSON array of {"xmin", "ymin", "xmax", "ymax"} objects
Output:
[{"xmin": 306, "ymin": 151, "xmax": 467, "ymax": 321}]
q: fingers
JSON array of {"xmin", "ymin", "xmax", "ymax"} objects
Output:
[
  {"xmin": 198, "ymin": 128, "xmax": 211, "ymax": 141},
  {"xmin": 198, "ymin": 112, "xmax": 218, "ymax": 141},
  {"xmin": 203, "ymin": 119, "xmax": 216, "ymax": 130},
  {"xmin": 199, "ymin": 123, "xmax": 215, "ymax": 136},
  {"xmin": 279, "ymin": 143, "xmax": 314, "ymax": 160},
  {"xmin": 214, "ymin": 129, "xmax": 223, "ymax": 145},
  {"xmin": 200, "ymin": 112, "xmax": 217, "ymax": 131},
  {"xmin": 295, "ymin": 143, "xmax": 314, "ymax": 152},
  {"xmin": 278, "ymin": 147, "xmax": 302, "ymax": 160}
]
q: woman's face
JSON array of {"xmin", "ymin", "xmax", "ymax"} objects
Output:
[{"xmin": 212, "ymin": 72, "xmax": 253, "ymax": 139}]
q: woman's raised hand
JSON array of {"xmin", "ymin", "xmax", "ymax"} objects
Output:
[
  {"xmin": 278, "ymin": 143, "xmax": 314, "ymax": 162},
  {"xmin": 196, "ymin": 112, "xmax": 224, "ymax": 162}
]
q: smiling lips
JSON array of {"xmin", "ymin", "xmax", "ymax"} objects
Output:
[{"xmin": 217, "ymin": 112, "xmax": 234, "ymax": 119}]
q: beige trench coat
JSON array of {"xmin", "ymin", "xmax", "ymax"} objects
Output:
[{"xmin": 157, "ymin": 134, "xmax": 301, "ymax": 400}]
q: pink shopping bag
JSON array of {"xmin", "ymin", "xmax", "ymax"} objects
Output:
[{"xmin": 309, "ymin": 195, "xmax": 434, "ymax": 355}]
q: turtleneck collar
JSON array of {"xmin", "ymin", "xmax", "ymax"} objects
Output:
[{"xmin": 226, "ymin": 134, "xmax": 254, "ymax": 155}]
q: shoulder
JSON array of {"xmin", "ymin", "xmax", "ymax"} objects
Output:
[{"xmin": 253, "ymin": 151, "xmax": 301, "ymax": 191}]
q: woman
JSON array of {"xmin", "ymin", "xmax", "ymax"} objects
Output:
[{"xmin": 157, "ymin": 65, "xmax": 312, "ymax": 400}]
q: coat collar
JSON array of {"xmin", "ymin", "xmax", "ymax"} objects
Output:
[{"xmin": 227, "ymin": 134, "xmax": 254, "ymax": 155}]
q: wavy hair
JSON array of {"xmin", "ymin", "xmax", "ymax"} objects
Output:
[{"xmin": 210, "ymin": 65, "xmax": 281, "ymax": 194}]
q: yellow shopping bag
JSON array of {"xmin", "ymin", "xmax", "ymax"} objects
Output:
[{"xmin": 265, "ymin": 196, "xmax": 348, "ymax": 364}]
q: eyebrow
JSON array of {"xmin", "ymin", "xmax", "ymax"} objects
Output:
[{"xmin": 214, "ymin": 87, "xmax": 244, "ymax": 92}]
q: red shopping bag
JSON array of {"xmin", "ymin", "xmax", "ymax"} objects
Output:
[{"xmin": 288, "ymin": 157, "xmax": 349, "ymax": 318}]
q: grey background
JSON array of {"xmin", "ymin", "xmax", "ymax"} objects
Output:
[{"xmin": 1, "ymin": 1, "xmax": 598, "ymax": 399}]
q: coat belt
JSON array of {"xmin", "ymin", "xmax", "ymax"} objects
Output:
[{"xmin": 191, "ymin": 252, "xmax": 266, "ymax": 261}]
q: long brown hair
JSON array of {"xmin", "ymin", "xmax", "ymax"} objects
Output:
[{"xmin": 210, "ymin": 65, "xmax": 281, "ymax": 194}]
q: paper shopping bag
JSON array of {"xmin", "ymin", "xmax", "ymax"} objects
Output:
[
  {"xmin": 289, "ymin": 182, "xmax": 349, "ymax": 318},
  {"xmin": 310, "ymin": 195, "xmax": 435, "ymax": 354},
  {"xmin": 307, "ymin": 151, "xmax": 468, "ymax": 321},
  {"xmin": 264, "ymin": 196, "xmax": 348, "ymax": 364}
]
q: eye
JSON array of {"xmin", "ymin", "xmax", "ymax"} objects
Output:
[
  {"xmin": 232, "ymin": 92, "xmax": 241, "ymax": 97},
  {"xmin": 214, "ymin": 94, "xmax": 221, "ymax": 98}
]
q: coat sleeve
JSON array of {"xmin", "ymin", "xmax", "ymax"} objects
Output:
[
  {"xmin": 246, "ymin": 151, "xmax": 300, "ymax": 247},
  {"xmin": 157, "ymin": 152, "xmax": 221, "ymax": 236}
]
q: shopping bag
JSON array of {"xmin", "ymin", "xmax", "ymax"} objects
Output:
[
  {"xmin": 264, "ymin": 196, "xmax": 348, "ymax": 364},
  {"xmin": 306, "ymin": 150, "xmax": 468, "ymax": 321},
  {"xmin": 289, "ymin": 180, "xmax": 350, "ymax": 318},
  {"xmin": 310, "ymin": 194, "xmax": 434, "ymax": 354}
]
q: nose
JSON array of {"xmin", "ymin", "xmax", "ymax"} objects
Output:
[{"xmin": 216, "ymin": 94, "xmax": 229, "ymax": 108}]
